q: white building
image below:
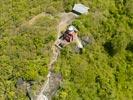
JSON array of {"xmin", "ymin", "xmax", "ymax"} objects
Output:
[{"xmin": 72, "ymin": 4, "xmax": 90, "ymax": 15}]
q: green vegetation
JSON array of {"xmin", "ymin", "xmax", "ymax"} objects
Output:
[{"xmin": 0, "ymin": 0, "xmax": 133, "ymax": 100}]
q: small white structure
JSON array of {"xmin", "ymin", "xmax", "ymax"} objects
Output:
[{"xmin": 73, "ymin": 4, "xmax": 89, "ymax": 15}]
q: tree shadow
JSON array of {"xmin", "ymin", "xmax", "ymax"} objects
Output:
[
  {"xmin": 126, "ymin": 41, "xmax": 133, "ymax": 53},
  {"xmin": 103, "ymin": 41, "xmax": 116, "ymax": 56}
]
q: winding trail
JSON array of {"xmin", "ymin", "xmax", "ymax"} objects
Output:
[
  {"xmin": 35, "ymin": 12, "xmax": 78, "ymax": 100},
  {"xmin": 15, "ymin": 11, "xmax": 78, "ymax": 100},
  {"xmin": 14, "ymin": 12, "xmax": 54, "ymax": 33},
  {"xmin": 36, "ymin": 12, "xmax": 78, "ymax": 100}
]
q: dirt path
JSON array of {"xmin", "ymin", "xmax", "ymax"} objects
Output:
[
  {"xmin": 35, "ymin": 12, "xmax": 78, "ymax": 100},
  {"xmin": 14, "ymin": 12, "xmax": 54, "ymax": 33},
  {"xmin": 15, "ymin": 11, "xmax": 78, "ymax": 100},
  {"xmin": 28, "ymin": 13, "xmax": 54, "ymax": 26}
]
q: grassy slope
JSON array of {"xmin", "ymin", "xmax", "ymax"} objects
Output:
[{"xmin": 0, "ymin": 0, "xmax": 133, "ymax": 100}]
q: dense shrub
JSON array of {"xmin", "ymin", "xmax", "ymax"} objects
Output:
[{"xmin": 0, "ymin": 0, "xmax": 133, "ymax": 100}]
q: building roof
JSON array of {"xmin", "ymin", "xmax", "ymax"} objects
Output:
[{"xmin": 73, "ymin": 4, "xmax": 89, "ymax": 14}]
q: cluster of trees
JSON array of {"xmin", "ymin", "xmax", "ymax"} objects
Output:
[{"xmin": 0, "ymin": 0, "xmax": 133, "ymax": 99}]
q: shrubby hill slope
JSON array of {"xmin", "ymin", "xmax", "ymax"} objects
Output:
[{"xmin": 0, "ymin": 0, "xmax": 133, "ymax": 100}]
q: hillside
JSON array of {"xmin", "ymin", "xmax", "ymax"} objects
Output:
[{"xmin": 0, "ymin": 0, "xmax": 133, "ymax": 100}]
